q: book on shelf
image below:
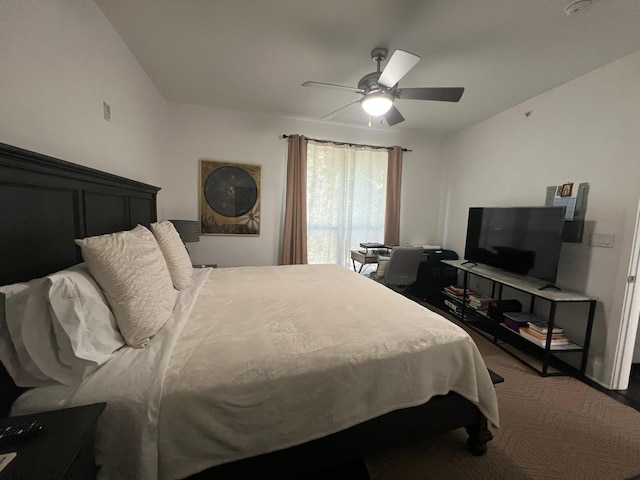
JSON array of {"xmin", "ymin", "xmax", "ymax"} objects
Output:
[
  {"xmin": 444, "ymin": 285, "xmax": 465, "ymax": 296},
  {"xmin": 444, "ymin": 285, "xmax": 477, "ymax": 297},
  {"xmin": 527, "ymin": 320, "xmax": 564, "ymax": 334},
  {"xmin": 467, "ymin": 293, "xmax": 492, "ymax": 310},
  {"xmin": 520, "ymin": 328, "xmax": 570, "ymax": 346},
  {"xmin": 519, "ymin": 326, "xmax": 566, "ymax": 341}
]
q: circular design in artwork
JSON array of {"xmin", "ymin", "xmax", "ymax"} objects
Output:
[{"xmin": 204, "ymin": 166, "xmax": 258, "ymax": 218}]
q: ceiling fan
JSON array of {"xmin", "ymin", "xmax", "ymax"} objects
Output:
[{"xmin": 302, "ymin": 47, "xmax": 464, "ymax": 126}]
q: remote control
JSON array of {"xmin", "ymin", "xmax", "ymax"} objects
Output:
[{"xmin": 0, "ymin": 420, "xmax": 44, "ymax": 444}]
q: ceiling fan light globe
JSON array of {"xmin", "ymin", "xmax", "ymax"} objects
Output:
[{"xmin": 361, "ymin": 95, "xmax": 393, "ymax": 116}]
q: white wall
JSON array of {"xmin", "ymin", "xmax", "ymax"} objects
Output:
[
  {"xmin": 161, "ymin": 104, "xmax": 445, "ymax": 267},
  {"xmin": 443, "ymin": 51, "xmax": 640, "ymax": 388},
  {"xmin": 0, "ymin": 0, "xmax": 167, "ymax": 186}
]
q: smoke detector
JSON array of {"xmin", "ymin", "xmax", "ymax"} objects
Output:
[{"xmin": 564, "ymin": 0, "xmax": 592, "ymax": 15}]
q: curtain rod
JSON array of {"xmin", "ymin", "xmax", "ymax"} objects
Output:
[{"xmin": 281, "ymin": 134, "xmax": 412, "ymax": 153}]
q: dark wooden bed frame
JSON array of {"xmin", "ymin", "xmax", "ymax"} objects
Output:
[{"xmin": 0, "ymin": 142, "xmax": 494, "ymax": 479}]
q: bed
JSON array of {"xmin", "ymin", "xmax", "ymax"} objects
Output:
[{"xmin": 0, "ymin": 142, "xmax": 499, "ymax": 479}]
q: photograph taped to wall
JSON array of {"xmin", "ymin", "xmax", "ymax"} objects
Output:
[
  {"xmin": 200, "ymin": 160, "xmax": 261, "ymax": 235},
  {"xmin": 560, "ymin": 182, "xmax": 573, "ymax": 197}
]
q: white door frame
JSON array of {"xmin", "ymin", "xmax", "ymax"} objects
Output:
[{"xmin": 611, "ymin": 196, "xmax": 640, "ymax": 390}]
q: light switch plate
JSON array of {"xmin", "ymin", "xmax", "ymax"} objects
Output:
[{"xmin": 590, "ymin": 232, "xmax": 614, "ymax": 248}]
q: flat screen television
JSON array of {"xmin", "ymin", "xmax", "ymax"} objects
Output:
[{"xmin": 464, "ymin": 206, "xmax": 565, "ymax": 284}]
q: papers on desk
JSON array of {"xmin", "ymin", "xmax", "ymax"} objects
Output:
[
  {"xmin": 359, "ymin": 242, "xmax": 392, "ymax": 256},
  {"xmin": 416, "ymin": 244, "xmax": 442, "ymax": 250},
  {"xmin": 359, "ymin": 242, "xmax": 385, "ymax": 249}
]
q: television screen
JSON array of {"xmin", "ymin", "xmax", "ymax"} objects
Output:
[{"xmin": 464, "ymin": 206, "xmax": 565, "ymax": 284}]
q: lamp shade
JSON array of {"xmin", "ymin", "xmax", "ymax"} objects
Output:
[
  {"xmin": 169, "ymin": 220, "xmax": 200, "ymax": 243},
  {"xmin": 361, "ymin": 93, "xmax": 393, "ymax": 116}
]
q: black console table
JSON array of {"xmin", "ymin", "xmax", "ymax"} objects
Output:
[{"xmin": 442, "ymin": 260, "xmax": 596, "ymax": 378}]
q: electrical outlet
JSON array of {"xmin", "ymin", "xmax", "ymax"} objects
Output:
[{"xmin": 103, "ymin": 101, "xmax": 111, "ymax": 121}]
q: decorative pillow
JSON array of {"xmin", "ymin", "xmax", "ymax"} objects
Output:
[
  {"xmin": 75, "ymin": 225, "xmax": 177, "ymax": 348},
  {"xmin": 150, "ymin": 221, "xmax": 194, "ymax": 290},
  {"xmin": 47, "ymin": 263, "xmax": 125, "ymax": 365},
  {"xmin": 2, "ymin": 278, "xmax": 82, "ymax": 386}
]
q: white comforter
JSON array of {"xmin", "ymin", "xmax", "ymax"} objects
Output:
[{"xmin": 13, "ymin": 264, "xmax": 499, "ymax": 480}]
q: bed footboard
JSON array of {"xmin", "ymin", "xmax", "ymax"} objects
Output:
[{"xmin": 189, "ymin": 391, "xmax": 491, "ymax": 480}]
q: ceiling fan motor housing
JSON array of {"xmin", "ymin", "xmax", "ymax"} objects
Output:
[
  {"xmin": 358, "ymin": 72, "xmax": 385, "ymax": 93},
  {"xmin": 358, "ymin": 47, "xmax": 390, "ymax": 93}
]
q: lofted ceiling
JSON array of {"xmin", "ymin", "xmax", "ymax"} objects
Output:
[{"xmin": 96, "ymin": 0, "xmax": 640, "ymax": 137}]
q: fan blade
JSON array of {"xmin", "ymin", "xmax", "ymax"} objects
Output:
[
  {"xmin": 384, "ymin": 105, "xmax": 405, "ymax": 126},
  {"xmin": 396, "ymin": 87, "xmax": 464, "ymax": 102},
  {"xmin": 378, "ymin": 50, "xmax": 420, "ymax": 88},
  {"xmin": 302, "ymin": 81, "xmax": 363, "ymax": 94},
  {"xmin": 322, "ymin": 100, "xmax": 361, "ymax": 120}
]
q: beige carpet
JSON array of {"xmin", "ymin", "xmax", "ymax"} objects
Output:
[{"xmin": 365, "ymin": 306, "xmax": 640, "ymax": 480}]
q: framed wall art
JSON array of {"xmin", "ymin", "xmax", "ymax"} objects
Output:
[{"xmin": 199, "ymin": 160, "xmax": 261, "ymax": 235}]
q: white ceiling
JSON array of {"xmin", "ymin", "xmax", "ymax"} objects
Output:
[{"xmin": 96, "ymin": 0, "xmax": 640, "ymax": 137}]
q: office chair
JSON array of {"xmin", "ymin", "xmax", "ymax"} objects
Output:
[{"xmin": 374, "ymin": 246, "xmax": 424, "ymax": 292}]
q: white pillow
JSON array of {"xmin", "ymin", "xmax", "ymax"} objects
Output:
[
  {"xmin": 75, "ymin": 225, "xmax": 177, "ymax": 348},
  {"xmin": 2, "ymin": 278, "xmax": 83, "ymax": 386},
  {"xmin": 47, "ymin": 263, "xmax": 125, "ymax": 365},
  {"xmin": 150, "ymin": 221, "xmax": 194, "ymax": 290},
  {"xmin": 0, "ymin": 282, "xmax": 54, "ymax": 387}
]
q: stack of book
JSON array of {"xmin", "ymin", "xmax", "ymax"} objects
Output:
[
  {"xmin": 444, "ymin": 285, "xmax": 477, "ymax": 298},
  {"xmin": 467, "ymin": 293, "xmax": 492, "ymax": 310},
  {"xmin": 519, "ymin": 320, "xmax": 569, "ymax": 347},
  {"xmin": 443, "ymin": 286, "xmax": 481, "ymax": 319},
  {"xmin": 444, "ymin": 285, "xmax": 465, "ymax": 298},
  {"xmin": 443, "ymin": 286, "xmax": 464, "ymax": 315}
]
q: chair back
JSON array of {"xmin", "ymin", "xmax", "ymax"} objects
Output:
[{"xmin": 383, "ymin": 247, "xmax": 424, "ymax": 288}]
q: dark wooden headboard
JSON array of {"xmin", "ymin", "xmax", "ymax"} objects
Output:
[{"xmin": 0, "ymin": 142, "xmax": 160, "ymax": 416}]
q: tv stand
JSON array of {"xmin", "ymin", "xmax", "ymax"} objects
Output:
[{"xmin": 441, "ymin": 260, "xmax": 596, "ymax": 378}]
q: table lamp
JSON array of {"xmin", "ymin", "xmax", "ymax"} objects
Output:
[{"xmin": 168, "ymin": 220, "xmax": 200, "ymax": 254}]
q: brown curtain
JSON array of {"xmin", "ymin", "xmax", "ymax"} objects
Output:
[
  {"xmin": 384, "ymin": 146, "xmax": 403, "ymax": 245},
  {"xmin": 281, "ymin": 135, "xmax": 308, "ymax": 264}
]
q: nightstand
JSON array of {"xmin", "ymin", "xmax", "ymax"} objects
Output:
[{"xmin": 0, "ymin": 403, "xmax": 105, "ymax": 480}]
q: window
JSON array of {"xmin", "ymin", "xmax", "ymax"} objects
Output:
[{"xmin": 306, "ymin": 141, "xmax": 387, "ymax": 266}]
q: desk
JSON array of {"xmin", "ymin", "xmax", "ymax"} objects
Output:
[
  {"xmin": 351, "ymin": 249, "xmax": 436, "ymax": 274},
  {"xmin": 350, "ymin": 250, "xmax": 379, "ymax": 273}
]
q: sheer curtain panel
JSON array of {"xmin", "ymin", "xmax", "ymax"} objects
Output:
[{"xmin": 306, "ymin": 142, "xmax": 388, "ymax": 267}]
